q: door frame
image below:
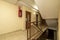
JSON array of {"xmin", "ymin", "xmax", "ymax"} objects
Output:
[{"xmin": 26, "ymin": 11, "xmax": 31, "ymax": 40}]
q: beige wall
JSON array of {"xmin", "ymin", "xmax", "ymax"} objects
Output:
[
  {"xmin": 31, "ymin": 12, "xmax": 36, "ymax": 22},
  {"xmin": 0, "ymin": 0, "xmax": 26, "ymax": 34},
  {"xmin": 22, "ymin": 5, "xmax": 37, "ymax": 22},
  {"xmin": 57, "ymin": 0, "xmax": 60, "ymax": 39},
  {"xmin": 35, "ymin": 0, "xmax": 59, "ymax": 19},
  {"xmin": 0, "ymin": 0, "xmax": 38, "ymax": 40},
  {"xmin": 0, "ymin": 0, "xmax": 36, "ymax": 35},
  {"xmin": 58, "ymin": 9, "xmax": 60, "ymax": 40}
]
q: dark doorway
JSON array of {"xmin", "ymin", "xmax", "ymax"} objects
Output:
[
  {"xmin": 36, "ymin": 14, "xmax": 38, "ymax": 27},
  {"xmin": 48, "ymin": 29, "xmax": 54, "ymax": 40}
]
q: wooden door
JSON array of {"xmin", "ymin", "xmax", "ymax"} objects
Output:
[
  {"xmin": 26, "ymin": 11, "xmax": 31, "ymax": 29},
  {"xmin": 26, "ymin": 11, "xmax": 31, "ymax": 40}
]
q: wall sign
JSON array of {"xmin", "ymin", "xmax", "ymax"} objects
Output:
[{"xmin": 18, "ymin": 7, "xmax": 22, "ymax": 17}]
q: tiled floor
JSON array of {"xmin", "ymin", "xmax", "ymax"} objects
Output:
[{"xmin": 0, "ymin": 30, "xmax": 27, "ymax": 40}]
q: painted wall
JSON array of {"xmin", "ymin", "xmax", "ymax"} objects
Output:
[
  {"xmin": 0, "ymin": 0, "xmax": 37, "ymax": 40},
  {"xmin": 0, "ymin": 0, "xmax": 26, "ymax": 34},
  {"xmin": 58, "ymin": 9, "xmax": 60, "ymax": 40},
  {"xmin": 35, "ymin": 0, "xmax": 59, "ymax": 19},
  {"xmin": 21, "ymin": 5, "xmax": 37, "ymax": 22},
  {"xmin": 0, "ymin": 0, "xmax": 36, "ymax": 35},
  {"xmin": 57, "ymin": 0, "xmax": 60, "ymax": 39}
]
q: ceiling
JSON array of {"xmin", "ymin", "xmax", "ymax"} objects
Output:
[
  {"xmin": 19, "ymin": 0, "xmax": 38, "ymax": 10},
  {"xmin": 20, "ymin": 0, "xmax": 35, "ymax": 5},
  {"xmin": 35, "ymin": 0, "xmax": 60, "ymax": 19}
]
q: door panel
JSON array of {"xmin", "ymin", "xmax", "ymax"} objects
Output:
[
  {"xmin": 26, "ymin": 11, "xmax": 31, "ymax": 29},
  {"xmin": 26, "ymin": 11, "xmax": 31, "ymax": 40}
]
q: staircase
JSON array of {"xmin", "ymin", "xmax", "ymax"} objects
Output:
[
  {"xmin": 27, "ymin": 11, "xmax": 48, "ymax": 40},
  {"xmin": 46, "ymin": 19, "xmax": 58, "ymax": 30},
  {"xmin": 27, "ymin": 17, "xmax": 58, "ymax": 40}
]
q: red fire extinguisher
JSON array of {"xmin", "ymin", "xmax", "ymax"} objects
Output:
[{"xmin": 18, "ymin": 6, "xmax": 22, "ymax": 17}]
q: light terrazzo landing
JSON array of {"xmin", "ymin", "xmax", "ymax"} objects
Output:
[{"xmin": 0, "ymin": 30, "xmax": 27, "ymax": 40}]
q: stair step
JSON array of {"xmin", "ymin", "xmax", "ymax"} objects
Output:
[{"xmin": 46, "ymin": 39, "xmax": 53, "ymax": 40}]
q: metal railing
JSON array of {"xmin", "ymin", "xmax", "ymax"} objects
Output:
[{"xmin": 27, "ymin": 11, "xmax": 48, "ymax": 40}]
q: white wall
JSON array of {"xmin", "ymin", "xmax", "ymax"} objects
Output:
[
  {"xmin": 0, "ymin": 0, "xmax": 26, "ymax": 34},
  {"xmin": 35, "ymin": 0, "xmax": 59, "ymax": 19}
]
